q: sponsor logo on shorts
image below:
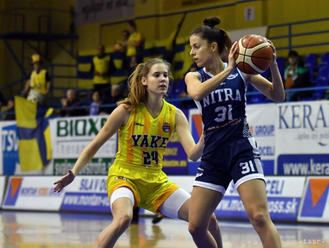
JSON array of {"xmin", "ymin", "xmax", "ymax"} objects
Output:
[{"xmin": 115, "ymin": 176, "xmax": 127, "ymax": 180}]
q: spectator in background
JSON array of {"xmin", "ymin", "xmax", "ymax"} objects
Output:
[
  {"xmin": 126, "ymin": 20, "xmax": 144, "ymax": 69},
  {"xmin": 60, "ymin": 89, "xmax": 85, "ymax": 117},
  {"xmin": 284, "ymin": 50, "xmax": 311, "ymax": 101},
  {"xmin": 22, "ymin": 54, "xmax": 51, "ymax": 105},
  {"xmin": 119, "ymin": 29, "xmax": 130, "ymax": 55},
  {"xmin": 0, "ymin": 97, "xmax": 15, "ymax": 120},
  {"xmin": 113, "ymin": 29, "xmax": 130, "ymax": 70},
  {"xmin": 89, "ymin": 90, "xmax": 106, "ymax": 116},
  {"xmin": 90, "ymin": 44, "xmax": 113, "ymax": 101},
  {"xmin": 163, "ymin": 13, "xmax": 186, "ymax": 65},
  {"xmin": 110, "ymin": 30, "xmax": 132, "ymax": 104}
]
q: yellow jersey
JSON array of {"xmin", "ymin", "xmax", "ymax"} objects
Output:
[
  {"xmin": 126, "ymin": 32, "xmax": 143, "ymax": 57},
  {"xmin": 30, "ymin": 69, "xmax": 48, "ymax": 94},
  {"xmin": 92, "ymin": 55, "xmax": 110, "ymax": 84},
  {"xmin": 108, "ymin": 99, "xmax": 176, "ymax": 183}
]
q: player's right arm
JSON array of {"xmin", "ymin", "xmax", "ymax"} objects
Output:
[
  {"xmin": 54, "ymin": 104, "xmax": 130, "ymax": 192},
  {"xmin": 185, "ymin": 42, "xmax": 237, "ymax": 101}
]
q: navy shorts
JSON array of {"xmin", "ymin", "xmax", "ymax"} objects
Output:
[{"xmin": 194, "ymin": 136, "xmax": 265, "ymax": 195}]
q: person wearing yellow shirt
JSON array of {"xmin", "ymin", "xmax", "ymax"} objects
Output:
[
  {"xmin": 126, "ymin": 20, "xmax": 144, "ymax": 69},
  {"xmin": 90, "ymin": 44, "xmax": 114, "ymax": 101},
  {"xmin": 54, "ymin": 58, "xmax": 222, "ymax": 248},
  {"xmin": 22, "ymin": 54, "xmax": 51, "ymax": 105}
]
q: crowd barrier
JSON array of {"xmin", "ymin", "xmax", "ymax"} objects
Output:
[{"xmin": 1, "ymin": 175, "xmax": 329, "ymax": 223}]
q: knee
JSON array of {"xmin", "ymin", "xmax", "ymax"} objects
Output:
[
  {"xmin": 248, "ymin": 210, "xmax": 268, "ymax": 229},
  {"xmin": 116, "ymin": 213, "xmax": 133, "ymax": 232},
  {"xmin": 188, "ymin": 223, "xmax": 200, "ymax": 237},
  {"xmin": 188, "ymin": 220, "xmax": 207, "ymax": 237},
  {"xmin": 208, "ymin": 215, "xmax": 218, "ymax": 230}
]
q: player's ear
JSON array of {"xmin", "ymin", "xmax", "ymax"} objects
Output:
[
  {"xmin": 141, "ymin": 76, "xmax": 147, "ymax": 86},
  {"xmin": 210, "ymin": 41, "xmax": 218, "ymax": 53}
]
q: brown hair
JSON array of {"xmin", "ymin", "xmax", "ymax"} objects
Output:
[
  {"xmin": 118, "ymin": 58, "xmax": 172, "ymax": 110},
  {"xmin": 190, "ymin": 17, "xmax": 232, "ymax": 55}
]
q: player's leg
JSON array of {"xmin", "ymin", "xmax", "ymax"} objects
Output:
[
  {"xmin": 157, "ymin": 186, "xmax": 223, "ymax": 248},
  {"xmin": 93, "ymin": 187, "xmax": 135, "ymax": 248},
  {"xmin": 188, "ymin": 187, "xmax": 223, "ymax": 248},
  {"xmin": 232, "ymin": 137, "xmax": 281, "ymax": 248},
  {"xmin": 237, "ymin": 179, "xmax": 281, "ymax": 248}
]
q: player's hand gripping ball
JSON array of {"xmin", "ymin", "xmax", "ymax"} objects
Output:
[{"xmin": 234, "ymin": 34, "xmax": 274, "ymax": 74}]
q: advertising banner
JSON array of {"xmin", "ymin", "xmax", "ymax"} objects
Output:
[
  {"xmin": 167, "ymin": 176, "xmax": 304, "ymax": 221},
  {"xmin": 2, "ymin": 176, "xmax": 110, "ymax": 213},
  {"xmin": 298, "ymin": 177, "xmax": 329, "ymax": 222},
  {"xmin": 50, "ymin": 116, "xmax": 117, "ymax": 175},
  {"xmin": 276, "ymin": 101, "xmax": 329, "ymax": 176},
  {"xmin": 247, "ymin": 104, "xmax": 276, "ymax": 175},
  {"xmin": 1, "ymin": 175, "xmax": 309, "ymax": 222},
  {"xmin": 163, "ymin": 132, "xmax": 188, "ymax": 175},
  {"xmin": 0, "ymin": 122, "xmax": 19, "ymax": 176},
  {"xmin": 216, "ymin": 177, "xmax": 305, "ymax": 221},
  {"xmin": 0, "ymin": 176, "xmax": 5, "ymax": 206},
  {"xmin": 75, "ymin": 0, "xmax": 134, "ymax": 25},
  {"xmin": 2, "ymin": 176, "xmax": 63, "ymax": 211},
  {"xmin": 59, "ymin": 176, "xmax": 110, "ymax": 213}
]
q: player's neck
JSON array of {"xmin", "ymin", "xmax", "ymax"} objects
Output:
[
  {"xmin": 205, "ymin": 57, "xmax": 224, "ymax": 75},
  {"xmin": 145, "ymin": 96, "xmax": 163, "ymax": 118}
]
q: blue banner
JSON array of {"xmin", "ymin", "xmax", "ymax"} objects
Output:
[
  {"xmin": 61, "ymin": 192, "xmax": 110, "ymax": 213},
  {"xmin": 277, "ymin": 154, "xmax": 329, "ymax": 176},
  {"xmin": 2, "ymin": 124, "xmax": 19, "ymax": 175}
]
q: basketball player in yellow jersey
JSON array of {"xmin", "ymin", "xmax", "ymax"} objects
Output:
[{"xmin": 54, "ymin": 58, "xmax": 222, "ymax": 248}]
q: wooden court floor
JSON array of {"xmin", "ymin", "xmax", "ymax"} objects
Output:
[{"xmin": 0, "ymin": 211, "xmax": 329, "ymax": 248}]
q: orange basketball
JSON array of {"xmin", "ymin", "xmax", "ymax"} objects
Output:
[{"xmin": 234, "ymin": 34, "xmax": 274, "ymax": 74}]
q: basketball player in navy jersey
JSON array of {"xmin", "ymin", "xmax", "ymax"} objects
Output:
[{"xmin": 185, "ymin": 17, "xmax": 284, "ymax": 248}]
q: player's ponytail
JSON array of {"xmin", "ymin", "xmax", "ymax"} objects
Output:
[
  {"xmin": 118, "ymin": 63, "xmax": 146, "ymax": 109},
  {"xmin": 203, "ymin": 17, "xmax": 221, "ymax": 29},
  {"xmin": 191, "ymin": 16, "xmax": 232, "ymax": 55}
]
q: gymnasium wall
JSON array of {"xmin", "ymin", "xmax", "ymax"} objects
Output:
[
  {"xmin": 2, "ymin": 0, "xmax": 329, "ymax": 91},
  {"xmin": 267, "ymin": 0, "xmax": 329, "ymax": 56},
  {"xmin": 85, "ymin": 0, "xmax": 329, "ymax": 56},
  {"xmin": 0, "ymin": 0, "xmax": 74, "ymax": 91},
  {"xmin": 0, "ymin": 1, "xmax": 5, "ymax": 89}
]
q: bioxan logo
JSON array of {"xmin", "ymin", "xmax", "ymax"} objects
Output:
[{"xmin": 56, "ymin": 117, "xmax": 107, "ymax": 137}]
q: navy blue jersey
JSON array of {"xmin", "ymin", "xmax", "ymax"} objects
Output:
[
  {"xmin": 194, "ymin": 65, "xmax": 252, "ymax": 142},
  {"xmin": 192, "ymin": 65, "xmax": 264, "ymax": 192}
]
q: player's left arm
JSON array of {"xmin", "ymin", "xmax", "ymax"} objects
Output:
[
  {"xmin": 175, "ymin": 108, "xmax": 204, "ymax": 161},
  {"xmin": 245, "ymin": 47, "xmax": 285, "ymax": 102}
]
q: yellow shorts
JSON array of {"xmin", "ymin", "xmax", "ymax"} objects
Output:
[{"xmin": 107, "ymin": 175, "xmax": 179, "ymax": 214}]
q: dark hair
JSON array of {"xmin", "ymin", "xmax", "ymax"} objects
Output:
[
  {"xmin": 190, "ymin": 17, "xmax": 232, "ymax": 55},
  {"xmin": 128, "ymin": 20, "xmax": 136, "ymax": 29},
  {"xmin": 288, "ymin": 50, "xmax": 299, "ymax": 58}
]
